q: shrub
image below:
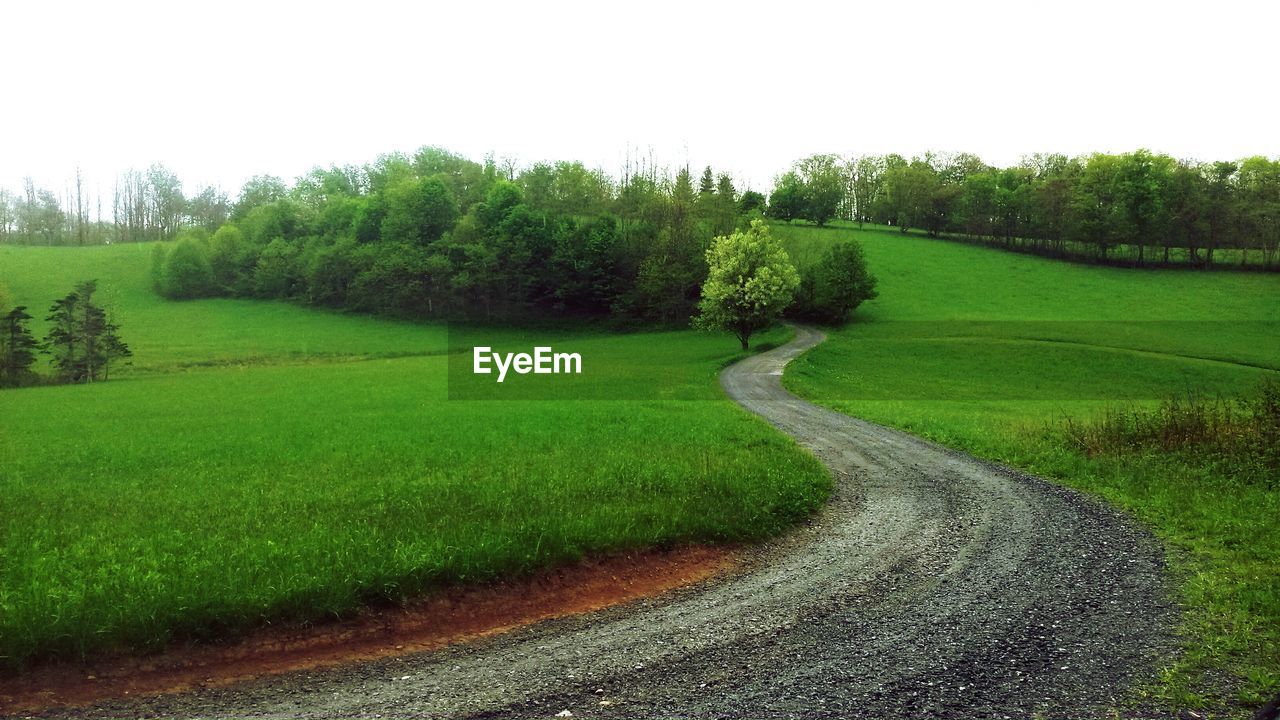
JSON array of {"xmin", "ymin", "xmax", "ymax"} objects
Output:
[
  {"xmin": 1062, "ymin": 379, "xmax": 1280, "ymax": 489},
  {"xmin": 208, "ymin": 224, "xmax": 250, "ymax": 292},
  {"xmin": 789, "ymin": 241, "xmax": 878, "ymax": 323},
  {"xmin": 159, "ymin": 238, "xmax": 215, "ymax": 299}
]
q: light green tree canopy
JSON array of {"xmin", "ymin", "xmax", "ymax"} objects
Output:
[
  {"xmin": 159, "ymin": 238, "xmax": 215, "ymax": 299},
  {"xmin": 695, "ymin": 219, "xmax": 800, "ymax": 350}
]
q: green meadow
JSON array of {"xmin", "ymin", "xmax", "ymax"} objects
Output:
[
  {"xmin": 776, "ymin": 222, "xmax": 1280, "ymax": 710},
  {"xmin": 3, "ymin": 231, "xmax": 1278, "ymax": 712},
  {"xmin": 0, "ymin": 243, "xmax": 447, "ymax": 373},
  {"xmin": 0, "ymin": 244, "xmax": 829, "ymax": 669}
]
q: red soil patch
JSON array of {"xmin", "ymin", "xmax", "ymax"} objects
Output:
[{"xmin": 0, "ymin": 545, "xmax": 737, "ymax": 714}]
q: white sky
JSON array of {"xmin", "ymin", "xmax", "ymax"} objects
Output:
[{"xmin": 2, "ymin": 0, "xmax": 1277, "ymax": 204}]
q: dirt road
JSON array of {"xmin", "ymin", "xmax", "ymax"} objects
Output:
[{"xmin": 45, "ymin": 324, "xmax": 1173, "ymax": 718}]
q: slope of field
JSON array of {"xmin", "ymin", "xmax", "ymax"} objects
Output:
[
  {"xmin": 0, "ymin": 244, "xmax": 829, "ymax": 670},
  {"xmin": 0, "ymin": 243, "xmax": 446, "ymax": 373},
  {"xmin": 776, "ymin": 222, "xmax": 1280, "ymax": 712}
]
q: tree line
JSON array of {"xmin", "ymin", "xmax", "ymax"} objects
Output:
[
  {"xmin": 0, "ymin": 280, "xmax": 131, "ymax": 388},
  {"xmin": 9, "ymin": 148, "xmax": 1279, "ymax": 272},
  {"xmin": 769, "ymin": 150, "xmax": 1280, "ymax": 269},
  {"xmin": 0, "ymin": 165, "xmax": 229, "ymax": 246},
  {"xmin": 147, "ymin": 147, "xmax": 782, "ymax": 323}
]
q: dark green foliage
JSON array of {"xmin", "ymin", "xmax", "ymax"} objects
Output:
[
  {"xmin": 767, "ymin": 172, "xmax": 805, "ymax": 222},
  {"xmin": 883, "ymin": 162, "xmax": 941, "ymax": 233},
  {"xmin": 795, "ymin": 154, "xmax": 845, "ymax": 226},
  {"xmin": 548, "ymin": 215, "xmax": 623, "ymax": 312},
  {"xmin": 43, "ymin": 292, "xmax": 78, "ymax": 380},
  {"xmin": 314, "ymin": 194, "xmax": 363, "ymax": 238},
  {"xmin": 252, "ymin": 238, "xmax": 303, "ymax": 298},
  {"xmin": 1063, "ymin": 380, "xmax": 1280, "ymax": 489},
  {"xmin": 698, "ymin": 166, "xmax": 715, "ymax": 196},
  {"xmin": 348, "ymin": 243, "xmax": 449, "ymax": 316},
  {"xmin": 412, "ymin": 146, "xmax": 492, "ymax": 211},
  {"xmin": 380, "ymin": 176, "xmax": 458, "ymax": 245},
  {"xmin": 351, "ymin": 194, "xmax": 387, "ymax": 244},
  {"xmin": 631, "ymin": 251, "xmax": 701, "ymax": 323},
  {"xmin": 493, "ymin": 204, "xmax": 554, "ymax": 306},
  {"xmin": 476, "ymin": 180, "xmax": 523, "ymax": 228},
  {"xmin": 790, "ymin": 241, "xmax": 879, "ymax": 323},
  {"xmin": 306, "ymin": 238, "xmax": 372, "ymax": 307},
  {"xmin": 765, "ymin": 156, "xmax": 850, "ymax": 227},
  {"xmin": 42, "ymin": 280, "xmax": 130, "ymax": 383},
  {"xmin": 842, "ymin": 150, "xmax": 1280, "ymax": 268},
  {"xmin": 740, "ymin": 190, "xmax": 767, "ymax": 215},
  {"xmin": 0, "ymin": 305, "xmax": 40, "ymax": 387},
  {"xmin": 517, "ymin": 162, "xmax": 613, "ymax": 217},
  {"xmin": 155, "ymin": 149, "xmax": 744, "ymax": 324},
  {"xmin": 7, "ymin": 146, "xmax": 1278, "ymax": 269}
]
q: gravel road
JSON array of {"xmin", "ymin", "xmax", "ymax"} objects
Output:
[{"xmin": 42, "ymin": 324, "xmax": 1174, "ymax": 719}]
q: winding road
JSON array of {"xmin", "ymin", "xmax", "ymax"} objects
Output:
[{"xmin": 65, "ymin": 325, "xmax": 1173, "ymax": 718}]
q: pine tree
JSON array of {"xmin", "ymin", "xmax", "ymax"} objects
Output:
[
  {"xmin": 45, "ymin": 290, "xmax": 81, "ymax": 382},
  {"xmin": 0, "ymin": 306, "xmax": 40, "ymax": 387},
  {"xmin": 712, "ymin": 174, "xmax": 739, "ymax": 236},
  {"xmin": 95, "ymin": 311, "xmax": 131, "ymax": 381},
  {"xmin": 699, "ymin": 166, "xmax": 715, "ymax": 196},
  {"xmin": 43, "ymin": 280, "xmax": 130, "ymax": 384}
]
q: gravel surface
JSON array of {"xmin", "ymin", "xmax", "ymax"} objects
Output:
[{"xmin": 29, "ymin": 325, "xmax": 1175, "ymax": 719}]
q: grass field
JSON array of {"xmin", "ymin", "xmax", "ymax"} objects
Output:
[
  {"xmin": 4, "ymin": 232, "xmax": 1278, "ymax": 713},
  {"xmin": 0, "ymin": 244, "xmax": 830, "ymax": 670},
  {"xmin": 0, "ymin": 243, "xmax": 447, "ymax": 374},
  {"xmin": 776, "ymin": 221, "xmax": 1280, "ymax": 713}
]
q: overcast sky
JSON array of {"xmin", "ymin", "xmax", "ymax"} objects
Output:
[{"xmin": 3, "ymin": 0, "xmax": 1277, "ymax": 202}]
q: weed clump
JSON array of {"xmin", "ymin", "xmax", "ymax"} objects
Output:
[{"xmin": 1062, "ymin": 379, "xmax": 1279, "ymax": 488}]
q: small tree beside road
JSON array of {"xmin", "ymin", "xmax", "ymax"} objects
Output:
[{"xmin": 695, "ymin": 219, "xmax": 799, "ymax": 350}]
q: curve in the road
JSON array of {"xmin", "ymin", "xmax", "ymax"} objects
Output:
[{"xmin": 48, "ymin": 324, "xmax": 1174, "ymax": 719}]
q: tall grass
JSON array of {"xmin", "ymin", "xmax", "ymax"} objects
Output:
[{"xmin": 1062, "ymin": 381, "xmax": 1280, "ymax": 489}]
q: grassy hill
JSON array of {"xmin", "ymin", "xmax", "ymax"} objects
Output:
[
  {"xmin": 776, "ymin": 222, "xmax": 1280, "ymax": 712},
  {"xmin": 0, "ymin": 244, "xmax": 830, "ymax": 669},
  {"xmin": 0, "ymin": 243, "xmax": 447, "ymax": 374},
  {"xmin": 4, "ymin": 229, "xmax": 1277, "ymax": 712}
]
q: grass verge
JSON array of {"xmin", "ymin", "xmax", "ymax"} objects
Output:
[{"xmin": 775, "ymin": 221, "xmax": 1279, "ymax": 715}]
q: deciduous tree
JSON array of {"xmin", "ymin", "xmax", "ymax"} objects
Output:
[
  {"xmin": 790, "ymin": 241, "xmax": 878, "ymax": 323},
  {"xmin": 695, "ymin": 219, "xmax": 799, "ymax": 349}
]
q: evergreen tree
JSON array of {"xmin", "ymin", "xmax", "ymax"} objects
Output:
[
  {"xmin": 45, "ymin": 290, "xmax": 81, "ymax": 382},
  {"xmin": 0, "ymin": 306, "xmax": 40, "ymax": 387},
  {"xmin": 711, "ymin": 174, "xmax": 739, "ymax": 236},
  {"xmin": 43, "ymin": 280, "xmax": 130, "ymax": 383},
  {"xmin": 698, "ymin": 166, "xmax": 715, "ymax": 196}
]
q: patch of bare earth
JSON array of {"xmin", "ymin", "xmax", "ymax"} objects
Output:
[{"xmin": 0, "ymin": 545, "xmax": 737, "ymax": 714}]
